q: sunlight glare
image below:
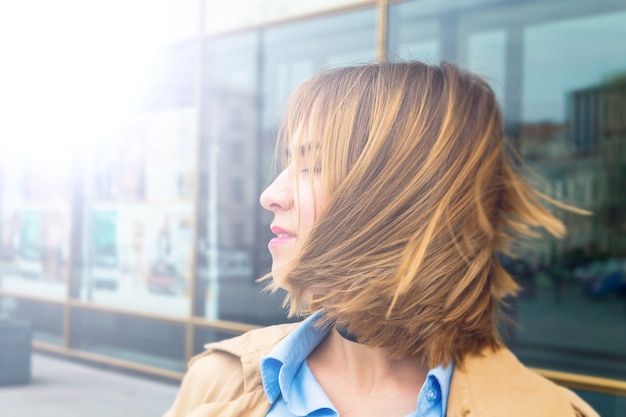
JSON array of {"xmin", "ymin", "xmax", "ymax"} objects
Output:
[{"xmin": 0, "ymin": 0, "xmax": 189, "ymax": 171}]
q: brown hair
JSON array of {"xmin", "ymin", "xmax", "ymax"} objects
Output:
[{"xmin": 268, "ymin": 61, "xmax": 584, "ymax": 368}]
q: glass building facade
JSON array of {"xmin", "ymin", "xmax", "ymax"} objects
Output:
[{"xmin": 1, "ymin": 0, "xmax": 625, "ymax": 414}]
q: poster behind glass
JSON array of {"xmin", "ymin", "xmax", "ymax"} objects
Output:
[
  {"xmin": 0, "ymin": 160, "xmax": 71, "ymax": 300},
  {"xmin": 81, "ymin": 108, "xmax": 196, "ymax": 317}
]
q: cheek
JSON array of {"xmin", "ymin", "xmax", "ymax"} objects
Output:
[
  {"xmin": 297, "ymin": 205, "xmax": 317, "ymax": 235},
  {"xmin": 293, "ymin": 176, "xmax": 328, "ymax": 234},
  {"xmin": 300, "ymin": 193, "xmax": 326, "ymax": 231}
]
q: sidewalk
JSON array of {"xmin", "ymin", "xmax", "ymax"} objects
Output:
[{"xmin": 0, "ymin": 353, "xmax": 180, "ymax": 417}]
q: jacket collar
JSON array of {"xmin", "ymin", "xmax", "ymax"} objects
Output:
[
  {"xmin": 448, "ymin": 347, "xmax": 597, "ymax": 417},
  {"xmin": 202, "ymin": 323, "xmax": 596, "ymax": 417},
  {"xmin": 201, "ymin": 322, "xmax": 299, "ymax": 395}
]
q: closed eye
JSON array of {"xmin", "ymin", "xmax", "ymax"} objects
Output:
[{"xmin": 301, "ymin": 166, "xmax": 321, "ymax": 174}]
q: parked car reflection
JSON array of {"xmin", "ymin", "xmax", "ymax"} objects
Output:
[{"xmin": 574, "ymin": 258, "xmax": 626, "ymax": 298}]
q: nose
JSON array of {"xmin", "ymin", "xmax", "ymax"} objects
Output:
[{"xmin": 260, "ymin": 169, "xmax": 293, "ymax": 212}]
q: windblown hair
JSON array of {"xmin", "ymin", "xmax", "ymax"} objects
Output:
[{"xmin": 269, "ymin": 61, "xmax": 582, "ymax": 368}]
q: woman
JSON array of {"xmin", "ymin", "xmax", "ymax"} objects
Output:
[{"xmin": 164, "ymin": 61, "xmax": 598, "ymax": 417}]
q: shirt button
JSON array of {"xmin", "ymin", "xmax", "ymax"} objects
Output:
[{"xmin": 427, "ymin": 389, "xmax": 438, "ymax": 401}]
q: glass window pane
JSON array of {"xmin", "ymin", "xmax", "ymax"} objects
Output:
[
  {"xmin": 466, "ymin": 30, "xmax": 506, "ymax": 107},
  {"xmin": 387, "ymin": 6, "xmax": 440, "ymax": 62},
  {"xmin": 199, "ymin": 32, "xmax": 292, "ymax": 325},
  {"xmin": 69, "ymin": 307, "xmax": 186, "ymax": 372},
  {"xmin": 74, "ymin": 41, "xmax": 198, "ymax": 318},
  {"xmin": 389, "ymin": 0, "xmax": 626, "ymax": 383},
  {"xmin": 573, "ymin": 389, "xmax": 626, "ymax": 417},
  {"xmin": 264, "ymin": 8, "xmax": 377, "ymax": 128},
  {"xmin": 196, "ymin": 8, "xmax": 376, "ymax": 325},
  {"xmin": 523, "ymin": 13, "xmax": 626, "ymax": 125},
  {"xmin": 0, "ymin": 296, "xmax": 64, "ymax": 346},
  {"xmin": 0, "ymin": 163, "xmax": 71, "ymax": 301},
  {"xmin": 2, "ymin": 1, "xmax": 201, "ymax": 318},
  {"xmin": 193, "ymin": 327, "xmax": 241, "ymax": 355}
]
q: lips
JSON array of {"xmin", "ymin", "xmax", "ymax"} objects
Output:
[
  {"xmin": 270, "ymin": 225, "xmax": 296, "ymax": 237},
  {"xmin": 269, "ymin": 225, "xmax": 296, "ymax": 247}
]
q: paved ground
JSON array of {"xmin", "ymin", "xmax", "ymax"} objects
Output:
[{"xmin": 0, "ymin": 353, "xmax": 180, "ymax": 417}]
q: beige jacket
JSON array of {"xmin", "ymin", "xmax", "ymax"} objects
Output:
[{"xmin": 164, "ymin": 323, "xmax": 599, "ymax": 417}]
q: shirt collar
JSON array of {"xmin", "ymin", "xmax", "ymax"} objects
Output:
[
  {"xmin": 426, "ymin": 362, "xmax": 454, "ymax": 416},
  {"xmin": 260, "ymin": 311, "xmax": 330, "ymax": 405},
  {"xmin": 260, "ymin": 311, "xmax": 454, "ymax": 416}
]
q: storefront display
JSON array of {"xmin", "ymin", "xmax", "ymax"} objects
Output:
[{"xmin": 79, "ymin": 108, "xmax": 196, "ymax": 317}]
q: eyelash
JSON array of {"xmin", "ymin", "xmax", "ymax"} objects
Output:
[{"xmin": 300, "ymin": 167, "xmax": 321, "ymax": 174}]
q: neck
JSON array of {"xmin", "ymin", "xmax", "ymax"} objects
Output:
[
  {"xmin": 309, "ymin": 326, "xmax": 428, "ymax": 392},
  {"xmin": 336, "ymin": 325, "xmax": 360, "ymax": 343}
]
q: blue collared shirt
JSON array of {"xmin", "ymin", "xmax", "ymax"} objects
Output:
[{"xmin": 260, "ymin": 312, "xmax": 453, "ymax": 417}]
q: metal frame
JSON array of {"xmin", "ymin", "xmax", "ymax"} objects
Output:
[
  {"xmin": 536, "ymin": 368, "xmax": 626, "ymax": 397},
  {"xmin": 377, "ymin": 0, "xmax": 389, "ymax": 61},
  {"xmin": 0, "ymin": 290, "xmax": 258, "ymax": 331},
  {"xmin": 32, "ymin": 340, "xmax": 185, "ymax": 381},
  {"xmin": 0, "ymin": 0, "xmax": 624, "ymax": 398},
  {"xmin": 187, "ymin": 0, "xmax": 206, "ymax": 364}
]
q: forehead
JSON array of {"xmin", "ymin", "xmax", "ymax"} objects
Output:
[{"xmin": 285, "ymin": 127, "xmax": 322, "ymax": 158}]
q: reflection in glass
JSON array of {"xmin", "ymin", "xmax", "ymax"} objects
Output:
[
  {"xmin": 387, "ymin": 6, "xmax": 439, "ymax": 62},
  {"xmin": 199, "ymin": 33, "xmax": 263, "ymax": 321},
  {"xmin": 193, "ymin": 327, "xmax": 241, "ymax": 355},
  {"xmin": 516, "ymin": 10, "xmax": 626, "ymax": 381},
  {"xmin": 263, "ymin": 8, "xmax": 376, "ymax": 128},
  {"xmin": 388, "ymin": 0, "xmax": 626, "ymax": 382},
  {"xmin": 573, "ymin": 388, "xmax": 626, "ymax": 417},
  {"xmin": 0, "ymin": 297, "xmax": 64, "ymax": 346},
  {"xmin": 197, "ymin": 8, "xmax": 377, "ymax": 325},
  {"xmin": 69, "ymin": 307, "xmax": 186, "ymax": 372},
  {"xmin": 465, "ymin": 30, "xmax": 506, "ymax": 107}
]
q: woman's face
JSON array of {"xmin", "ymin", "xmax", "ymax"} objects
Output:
[{"xmin": 259, "ymin": 144, "xmax": 326, "ymax": 289}]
